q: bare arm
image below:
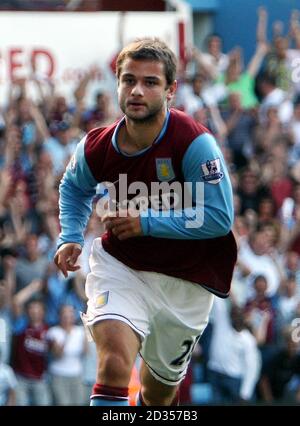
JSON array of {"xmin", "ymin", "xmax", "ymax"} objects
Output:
[
  {"xmin": 2, "ymin": 256, "xmax": 16, "ymax": 308},
  {"xmin": 257, "ymin": 6, "xmax": 268, "ymax": 43},
  {"xmin": 207, "ymin": 105, "xmax": 227, "ymax": 140},
  {"xmin": 0, "ymin": 168, "xmax": 12, "ymax": 211},
  {"xmin": 247, "ymin": 42, "xmax": 269, "ymax": 78},
  {"xmin": 71, "ymin": 99, "xmax": 85, "ymax": 129},
  {"xmin": 191, "ymin": 46, "xmax": 219, "ymax": 80},
  {"xmin": 48, "ymin": 339, "xmax": 65, "ymax": 358},
  {"xmin": 8, "ymin": 198, "xmax": 30, "ymax": 245},
  {"xmin": 74, "ymin": 72, "xmax": 92, "ymax": 103},
  {"xmin": 224, "ymin": 108, "xmax": 242, "ymax": 134},
  {"xmin": 29, "ymin": 102, "xmax": 50, "ymax": 141},
  {"xmin": 289, "ymin": 10, "xmax": 300, "ymax": 49},
  {"xmin": 272, "ymin": 21, "xmax": 284, "ymax": 40},
  {"xmin": 254, "ymin": 311, "xmax": 271, "ymax": 345},
  {"xmin": 12, "ymin": 279, "xmax": 44, "ymax": 317}
]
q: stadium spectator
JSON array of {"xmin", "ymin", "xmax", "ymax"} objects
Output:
[
  {"xmin": 0, "ymin": 348, "xmax": 17, "ymax": 406},
  {"xmin": 208, "ymin": 298, "xmax": 261, "ymax": 403},
  {"xmin": 47, "ymin": 304, "xmax": 87, "ymax": 405},
  {"xmin": 11, "ymin": 298, "xmax": 51, "ymax": 405}
]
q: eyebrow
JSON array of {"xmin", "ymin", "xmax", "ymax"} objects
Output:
[{"xmin": 121, "ymin": 73, "xmax": 161, "ymax": 81}]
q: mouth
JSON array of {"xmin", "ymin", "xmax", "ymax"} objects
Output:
[{"xmin": 127, "ymin": 101, "xmax": 146, "ymax": 108}]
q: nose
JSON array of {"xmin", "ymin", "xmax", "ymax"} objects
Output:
[{"xmin": 131, "ymin": 81, "xmax": 144, "ymax": 97}]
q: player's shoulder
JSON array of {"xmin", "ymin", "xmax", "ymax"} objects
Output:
[
  {"xmin": 168, "ymin": 108, "xmax": 215, "ymax": 158},
  {"xmin": 169, "ymin": 108, "xmax": 210, "ymax": 141},
  {"xmin": 85, "ymin": 120, "xmax": 119, "ymax": 153}
]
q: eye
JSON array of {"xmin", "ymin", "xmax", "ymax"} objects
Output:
[
  {"xmin": 123, "ymin": 78, "xmax": 135, "ymax": 85},
  {"xmin": 145, "ymin": 80, "xmax": 157, "ymax": 86}
]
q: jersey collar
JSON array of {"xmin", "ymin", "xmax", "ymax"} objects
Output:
[{"xmin": 111, "ymin": 110, "xmax": 170, "ymax": 157}]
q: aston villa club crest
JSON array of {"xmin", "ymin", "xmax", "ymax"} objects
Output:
[
  {"xmin": 156, "ymin": 158, "xmax": 175, "ymax": 182},
  {"xmin": 201, "ymin": 158, "xmax": 224, "ymax": 184},
  {"xmin": 96, "ymin": 291, "xmax": 109, "ymax": 307}
]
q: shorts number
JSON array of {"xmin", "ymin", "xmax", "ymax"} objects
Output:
[{"xmin": 170, "ymin": 338, "xmax": 198, "ymax": 367}]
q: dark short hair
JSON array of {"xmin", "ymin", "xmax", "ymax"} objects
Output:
[
  {"xmin": 256, "ymin": 72, "xmax": 276, "ymax": 88},
  {"xmin": 206, "ymin": 33, "xmax": 222, "ymax": 44},
  {"xmin": 116, "ymin": 38, "xmax": 177, "ymax": 87},
  {"xmin": 253, "ymin": 274, "xmax": 267, "ymax": 284},
  {"xmin": 25, "ymin": 297, "xmax": 45, "ymax": 312}
]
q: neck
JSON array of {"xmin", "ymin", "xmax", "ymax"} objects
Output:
[{"xmin": 121, "ymin": 108, "xmax": 167, "ymax": 153}]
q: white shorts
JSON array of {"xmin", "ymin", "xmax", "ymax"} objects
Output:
[{"xmin": 81, "ymin": 238, "xmax": 214, "ymax": 386}]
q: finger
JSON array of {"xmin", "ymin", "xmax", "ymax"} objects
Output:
[
  {"xmin": 101, "ymin": 212, "xmax": 119, "ymax": 223},
  {"xmin": 57, "ymin": 255, "xmax": 68, "ymax": 278},
  {"xmin": 66, "ymin": 264, "xmax": 81, "ymax": 272},
  {"xmin": 112, "ymin": 223, "xmax": 130, "ymax": 237},
  {"xmin": 69, "ymin": 247, "xmax": 81, "ymax": 266},
  {"xmin": 112, "ymin": 217, "xmax": 129, "ymax": 225},
  {"xmin": 104, "ymin": 217, "xmax": 128, "ymax": 231},
  {"xmin": 116, "ymin": 230, "xmax": 135, "ymax": 240},
  {"xmin": 107, "ymin": 217, "xmax": 128, "ymax": 228},
  {"xmin": 104, "ymin": 221, "xmax": 115, "ymax": 232}
]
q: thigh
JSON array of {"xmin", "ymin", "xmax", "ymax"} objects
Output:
[
  {"xmin": 82, "ymin": 238, "xmax": 150, "ymax": 341},
  {"xmin": 92, "ymin": 319, "xmax": 141, "ymax": 365},
  {"xmin": 140, "ymin": 279, "xmax": 214, "ymax": 386}
]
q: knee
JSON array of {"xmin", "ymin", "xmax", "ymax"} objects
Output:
[
  {"xmin": 97, "ymin": 352, "xmax": 133, "ymax": 385},
  {"xmin": 142, "ymin": 385, "xmax": 178, "ymax": 406}
]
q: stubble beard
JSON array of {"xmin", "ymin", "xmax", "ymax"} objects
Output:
[{"xmin": 120, "ymin": 99, "xmax": 165, "ymax": 125}]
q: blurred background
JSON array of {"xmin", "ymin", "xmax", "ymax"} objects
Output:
[{"xmin": 0, "ymin": 0, "xmax": 300, "ymax": 406}]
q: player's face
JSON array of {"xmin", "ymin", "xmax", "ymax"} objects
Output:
[{"xmin": 118, "ymin": 58, "xmax": 176, "ymax": 123}]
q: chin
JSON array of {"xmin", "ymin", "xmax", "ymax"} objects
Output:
[{"xmin": 127, "ymin": 109, "xmax": 162, "ymax": 124}]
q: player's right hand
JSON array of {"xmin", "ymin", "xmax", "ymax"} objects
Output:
[{"xmin": 54, "ymin": 243, "xmax": 82, "ymax": 278}]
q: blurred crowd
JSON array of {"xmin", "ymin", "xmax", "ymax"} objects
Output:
[
  {"xmin": 0, "ymin": 0, "xmax": 101, "ymax": 12},
  {"xmin": 1, "ymin": 6, "xmax": 300, "ymax": 406}
]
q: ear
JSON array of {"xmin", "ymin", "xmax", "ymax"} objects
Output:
[{"xmin": 166, "ymin": 80, "xmax": 177, "ymax": 102}]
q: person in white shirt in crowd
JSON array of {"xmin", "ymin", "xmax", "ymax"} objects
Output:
[
  {"xmin": 256, "ymin": 72, "xmax": 293, "ymax": 126},
  {"xmin": 278, "ymin": 276, "xmax": 300, "ymax": 326},
  {"xmin": 208, "ymin": 298, "xmax": 261, "ymax": 403},
  {"xmin": 238, "ymin": 228, "xmax": 282, "ymax": 298},
  {"xmin": 47, "ymin": 304, "xmax": 87, "ymax": 405},
  {"xmin": 0, "ymin": 349, "xmax": 17, "ymax": 406}
]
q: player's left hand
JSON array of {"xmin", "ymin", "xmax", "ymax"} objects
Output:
[{"xmin": 101, "ymin": 209, "xmax": 143, "ymax": 240}]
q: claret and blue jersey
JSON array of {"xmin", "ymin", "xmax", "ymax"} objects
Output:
[{"xmin": 58, "ymin": 108, "xmax": 237, "ymax": 297}]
